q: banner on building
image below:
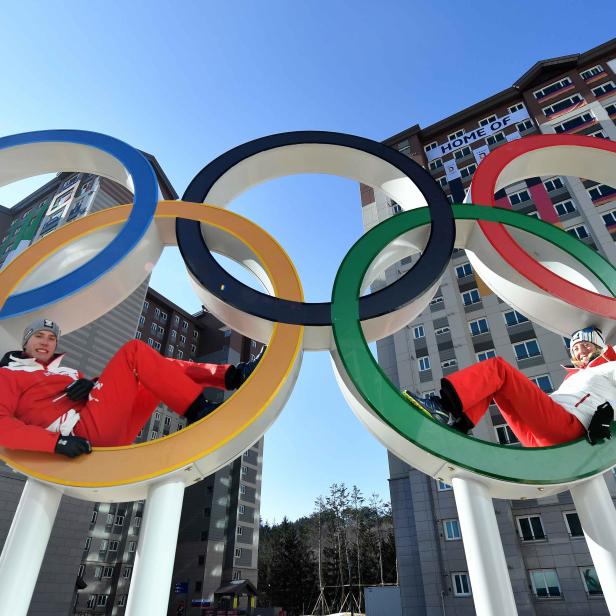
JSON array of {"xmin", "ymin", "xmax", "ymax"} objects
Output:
[
  {"xmin": 506, "ymin": 130, "xmax": 521, "ymax": 142},
  {"xmin": 426, "ymin": 108, "xmax": 530, "ymax": 161},
  {"xmin": 444, "ymin": 159, "xmax": 461, "ymax": 181},
  {"xmin": 473, "ymin": 145, "xmax": 491, "ymax": 165}
]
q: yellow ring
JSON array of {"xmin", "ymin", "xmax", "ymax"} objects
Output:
[{"xmin": 0, "ymin": 201, "xmax": 303, "ymax": 488}]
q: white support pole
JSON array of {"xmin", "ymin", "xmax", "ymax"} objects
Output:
[
  {"xmin": 0, "ymin": 478, "xmax": 62, "ymax": 616},
  {"xmin": 452, "ymin": 477, "xmax": 517, "ymax": 616},
  {"xmin": 570, "ymin": 475, "xmax": 616, "ymax": 615},
  {"xmin": 126, "ymin": 477, "xmax": 185, "ymax": 616}
]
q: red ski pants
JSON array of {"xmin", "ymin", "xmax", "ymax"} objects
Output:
[
  {"xmin": 73, "ymin": 340, "xmax": 230, "ymax": 446},
  {"xmin": 445, "ymin": 357, "xmax": 585, "ymax": 447}
]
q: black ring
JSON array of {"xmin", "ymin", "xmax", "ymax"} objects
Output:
[{"xmin": 178, "ymin": 131, "xmax": 454, "ymax": 326}]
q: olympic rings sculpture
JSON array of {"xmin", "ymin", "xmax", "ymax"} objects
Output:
[{"xmin": 0, "ymin": 130, "xmax": 613, "ymax": 502}]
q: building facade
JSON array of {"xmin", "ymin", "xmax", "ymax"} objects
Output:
[{"xmin": 359, "ymin": 38, "xmax": 616, "ymax": 615}]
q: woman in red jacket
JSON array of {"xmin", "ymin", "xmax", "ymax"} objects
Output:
[{"xmin": 0, "ymin": 319, "xmax": 261, "ymax": 458}]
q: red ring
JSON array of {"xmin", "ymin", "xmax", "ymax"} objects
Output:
[{"xmin": 470, "ymin": 134, "xmax": 616, "ymax": 319}]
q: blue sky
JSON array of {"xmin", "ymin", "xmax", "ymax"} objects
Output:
[{"xmin": 1, "ymin": 1, "xmax": 615, "ymax": 521}]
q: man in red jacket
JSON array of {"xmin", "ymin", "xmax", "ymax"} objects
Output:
[
  {"xmin": 0, "ymin": 319, "xmax": 262, "ymax": 458},
  {"xmin": 405, "ymin": 326, "xmax": 614, "ymax": 447}
]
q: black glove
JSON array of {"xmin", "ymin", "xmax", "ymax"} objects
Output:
[
  {"xmin": 65, "ymin": 378, "xmax": 96, "ymax": 401},
  {"xmin": 55, "ymin": 435, "xmax": 92, "ymax": 458},
  {"xmin": 586, "ymin": 402, "xmax": 614, "ymax": 445}
]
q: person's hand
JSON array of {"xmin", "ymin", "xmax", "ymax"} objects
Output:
[
  {"xmin": 65, "ymin": 378, "xmax": 96, "ymax": 401},
  {"xmin": 586, "ymin": 402, "xmax": 613, "ymax": 445},
  {"xmin": 55, "ymin": 435, "xmax": 92, "ymax": 458}
]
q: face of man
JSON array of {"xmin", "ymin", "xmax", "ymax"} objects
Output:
[
  {"xmin": 571, "ymin": 340, "xmax": 601, "ymax": 368},
  {"xmin": 24, "ymin": 330, "xmax": 58, "ymax": 364}
]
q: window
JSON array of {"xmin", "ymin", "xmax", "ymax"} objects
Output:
[
  {"xmin": 430, "ymin": 295, "xmax": 444, "ymax": 306},
  {"xmin": 588, "ymin": 184, "xmax": 616, "ymax": 201},
  {"xmin": 455, "ymin": 263, "xmax": 472, "ymax": 278},
  {"xmin": 495, "ymin": 423, "xmax": 519, "ymax": 445},
  {"xmin": 437, "ymin": 176, "xmax": 447, "ymax": 188},
  {"xmin": 429, "ymin": 158, "xmax": 443, "ymax": 171},
  {"xmin": 567, "ymin": 224, "xmax": 589, "ymax": 240},
  {"xmin": 102, "ymin": 566, "xmax": 113, "ymax": 578},
  {"xmin": 508, "ymin": 189, "xmax": 530, "ymax": 206},
  {"xmin": 529, "ymin": 569, "xmax": 561, "ymax": 598},
  {"xmin": 182, "ymin": 320, "xmax": 188, "ymax": 330},
  {"xmin": 167, "ymin": 344, "xmax": 174, "ymax": 355},
  {"xmin": 160, "ymin": 311, "xmax": 167, "ymax": 322},
  {"xmin": 241, "ymin": 465, "xmax": 248, "ymax": 475},
  {"xmin": 118, "ymin": 595, "xmax": 127, "ymax": 607},
  {"xmin": 174, "ymin": 315, "xmax": 180, "ymax": 325},
  {"xmin": 486, "ymin": 131, "xmax": 505, "ymax": 146},
  {"xmin": 87, "ymin": 595, "xmax": 96, "ymax": 608},
  {"xmin": 170, "ymin": 330, "xmax": 177, "ymax": 341},
  {"xmin": 418, "ymin": 356, "xmax": 431, "ymax": 372},
  {"xmin": 96, "ymin": 595, "xmax": 109, "ymax": 607},
  {"xmin": 237, "ymin": 526, "xmax": 243, "ymax": 535},
  {"xmin": 435, "ymin": 326, "xmax": 450, "ymax": 336},
  {"xmin": 413, "ymin": 324, "xmax": 425, "ymax": 339},
  {"xmin": 134, "ymin": 517, "xmax": 141, "ymax": 528},
  {"xmin": 180, "ymin": 335, "xmax": 186, "ymax": 344},
  {"xmin": 129, "ymin": 541, "xmax": 136, "ymax": 552},
  {"xmin": 580, "ymin": 566, "xmax": 602, "ymax": 595},
  {"xmin": 476, "ymin": 349, "xmax": 496, "ymax": 362},
  {"xmin": 516, "ymin": 119, "xmax": 534, "ymax": 132},
  {"xmin": 437, "ymin": 480, "xmax": 452, "ymax": 491},
  {"xmin": 154, "ymin": 307, "xmax": 160, "ymax": 318},
  {"xmin": 460, "ymin": 163, "xmax": 476, "ymax": 179},
  {"xmin": 530, "ymin": 374, "xmax": 553, "ymax": 393},
  {"xmin": 606, "ymin": 103, "xmax": 616, "ymax": 116},
  {"xmin": 139, "ymin": 315, "xmax": 145, "ymax": 325},
  {"xmin": 109, "ymin": 540, "xmax": 119, "ymax": 552},
  {"xmin": 589, "ymin": 128, "xmax": 607, "ymax": 138},
  {"xmin": 514, "ymin": 339, "xmax": 541, "ymax": 360},
  {"xmin": 157, "ymin": 325, "xmax": 164, "ymax": 335},
  {"xmin": 592, "ymin": 81, "xmax": 615, "ymax": 97},
  {"xmin": 100, "ymin": 539, "xmax": 108, "ymax": 552},
  {"xmin": 151, "ymin": 322, "xmax": 157, "ymax": 333},
  {"xmin": 94, "ymin": 565, "xmax": 102, "ymax": 579},
  {"xmin": 443, "ymin": 519, "xmax": 461, "ymax": 540},
  {"xmin": 441, "ymin": 359, "xmax": 457, "ymax": 369},
  {"xmin": 191, "ymin": 344, "xmax": 196, "ymax": 353},
  {"xmin": 517, "ymin": 515, "xmax": 546, "ymax": 541},
  {"xmin": 143, "ymin": 301, "xmax": 149, "ymax": 310},
  {"xmin": 85, "ymin": 536, "xmax": 92, "ymax": 551},
  {"xmin": 454, "ymin": 146, "xmax": 471, "ymax": 160},
  {"xmin": 544, "ymin": 177, "xmax": 564, "ymax": 192},
  {"xmin": 602, "ymin": 210, "xmax": 616, "ymax": 227},
  {"xmin": 504, "ymin": 310, "xmax": 529, "ymax": 326},
  {"xmin": 90, "ymin": 510, "xmax": 97, "ymax": 524},
  {"xmin": 554, "ymin": 199, "xmax": 575, "ymax": 216},
  {"xmin": 452, "ymin": 572, "xmax": 472, "ymax": 596},
  {"xmin": 239, "ymin": 504, "xmax": 246, "ymax": 515},
  {"xmin": 235, "ymin": 547, "xmax": 242, "ymax": 558},
  {"xmin": 462, "ymin": 289, "xmax": 480, "ymax": 306},
  {"xmin": 153, "ymin": 341, "xmax": 161, "ymax": 351},
  {"xmin": 122, "ymin": 567, "xmax": 132, "ymax": 579},
  {"xmin": 534, "ymin": 77, "xmax": 572, "ymax": 100},
  {"xmin": 479, "ymin": 114, "xmax": 497, "ymax": 127},
  {"xmin": 240, "ymin": 484, "xmax": 246, "ymax": 495},
  {"xmin": 580, "ymin": 65, "xmax": 603, "ymax": 80},
  {"xmin": 469, "ymin": 318, "xmax": 489, "ymax": 336},
  {"xmin": 508, "ymin": 103, "xmax": 525, "ymax": 113},
  {"xmin": 554, "ymin": 111, "xmax": 594, "ymax": 133},
  {"xmin": 564, "ymin": 511, "xmax": 584, "ymax": 538},
  {"xmin": 177, "ymin": 350, "xmax": 183, "ymax": 359},
  {"xmin": 135, "ymin": 331, "xmax": 142, "ymax": 340},
  {"xmin": 448, "ymin": 129, "xmax": 464, "ymax": 140},
  {"xmin": 542, "ymin": 94, "xmax": 584, "ymax": 116},
  {"xmin": 115, "ymin": 515, "xmax": 124, "ymax": 526},
  {"xmin": 78, "ymin": 564, "xmax": 85, "ymax": 578},
  {"xmin": 164, "ymin": 416, "xmax": 171, "ymax": 428},
  {"xmin": 424, "ymin": 141, "xmax": 438, "ymax": 153},
  {"xmin": 233, "ymin": 570, "xmax": 242, "ymax": 581}
]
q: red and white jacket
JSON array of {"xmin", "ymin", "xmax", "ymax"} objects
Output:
[
  {"xmin": 0, "ymin": 352, "xmax": 84, "ymax": 452},
  {"xmin": 551, "ymin": 346, "xmax": 616, "ymax": 429}
]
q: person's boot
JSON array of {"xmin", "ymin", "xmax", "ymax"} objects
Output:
[
  {"xmin": 402, "ymin": 390, "xmax": 473, "ymax": 434},
  {"xmin": 224, "ymin": 346, "xmax": 266, "ymax": 390},
  {"xmin": 184, "ymin": 394, "xmax": 222, "ymax": 426}
]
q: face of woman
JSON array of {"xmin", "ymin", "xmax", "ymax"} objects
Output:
[
  {"xmin": 24, "ymin": 330, "xmax": 57, "ymax": 364},
  {"xmin": 571, "ymin": 340, "xmax": 601, "ymax": 368}
]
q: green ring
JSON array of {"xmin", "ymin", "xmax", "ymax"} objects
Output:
[{"xmin": 331, "ymin": 204, "xmax": 616, "ymax": 485}]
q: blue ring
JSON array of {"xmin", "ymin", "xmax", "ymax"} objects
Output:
[{"xmin": 0, "ymin": 130, "xmax": 158, "ymax": 319}]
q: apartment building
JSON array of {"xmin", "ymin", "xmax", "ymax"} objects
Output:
[{"xmin": 360, "ymin": 38, "xmax": 616, "ymax": 615}]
